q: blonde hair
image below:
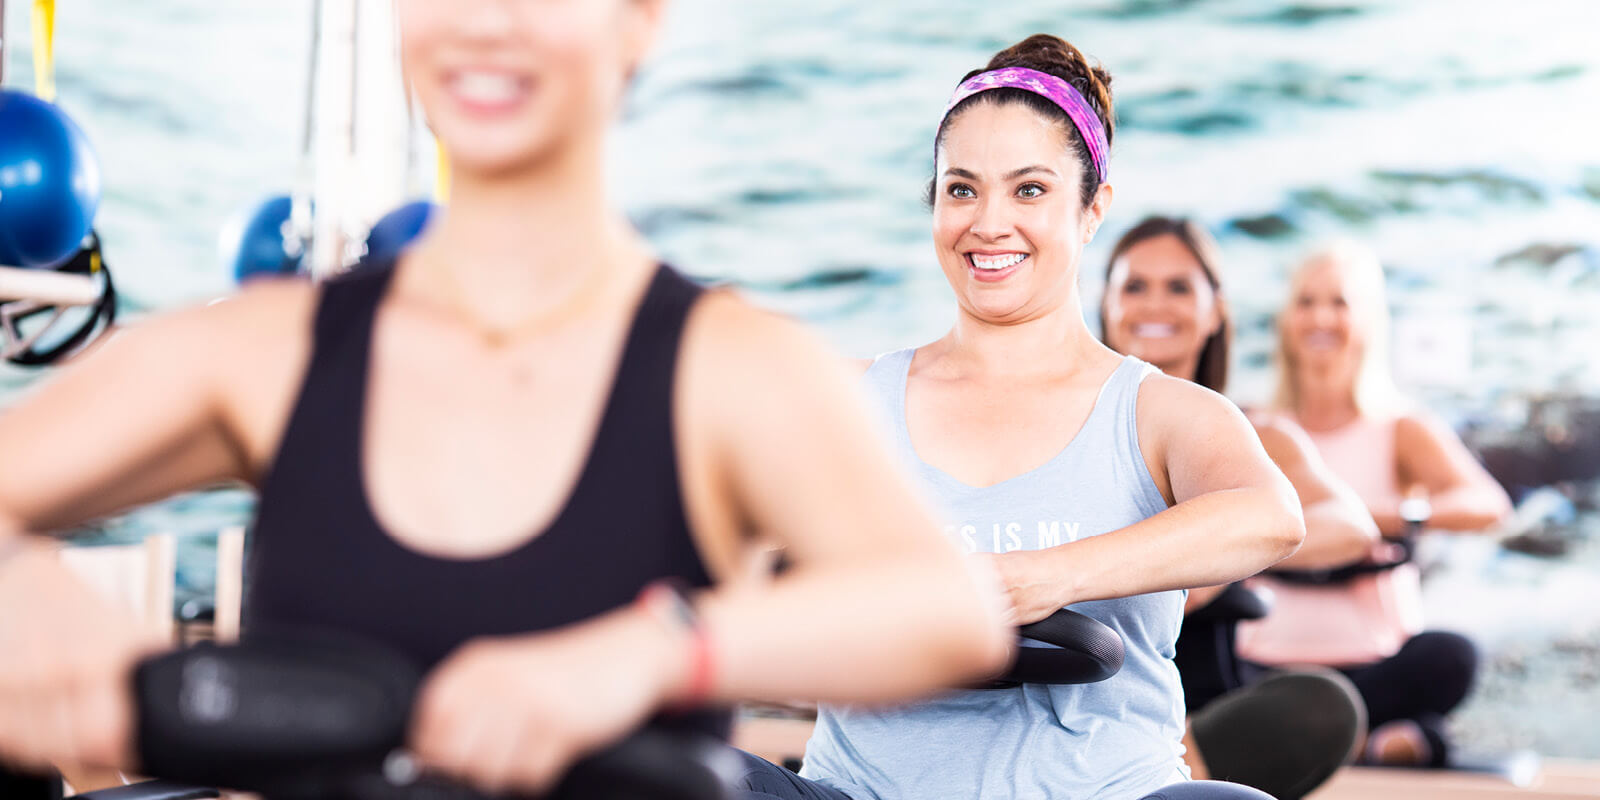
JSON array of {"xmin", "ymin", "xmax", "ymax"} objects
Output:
[{"xmin": 1272, "ymin": 239, "xmax": 1403, "ymax": 417}]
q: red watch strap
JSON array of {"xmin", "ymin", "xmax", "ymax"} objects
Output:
[{"xmin": 637, "ymin": 580, "xmax": 715, "ymax": 707}]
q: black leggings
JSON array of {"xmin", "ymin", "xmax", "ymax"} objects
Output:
[
  {"xmin": 1334, "ymin": 630, "xmax": 1477, "ymax": 764},
  {"xmin": 730, "ymin": 750, "xmax": 1273, "ymax": 800},
  {"xmin": 1191, "ymin": 630, "xmax": 1477, "ymax": 766},
  {"xmin": 1184, "ymin": 627, "xmax": 1477, "ymax": 720}
]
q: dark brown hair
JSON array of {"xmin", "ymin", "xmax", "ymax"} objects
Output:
[
  {"xmin": 1100, "ymin": 216, "xmax": 1232, "ymax": 393},
  {"xmin": 929, "ymin": 34, "xmax": 1116, "ymax": 209}
]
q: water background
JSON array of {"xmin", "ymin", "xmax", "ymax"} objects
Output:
[{"xmin": 4, "ymin": 0, "xmax": 1599, "ymax": 756}]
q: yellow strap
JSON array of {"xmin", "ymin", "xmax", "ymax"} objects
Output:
[
  {"xmin": 32, "ymin": 0, "xmax": 56, "ymax": 101},
  {"xmin": 434, "ymin": 147, "xmax": 451, "ymax": 203}
]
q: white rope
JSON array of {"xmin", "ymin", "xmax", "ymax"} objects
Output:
[{"xmin": 0, "ymin": 264, "xmax": 99, "ymax": 305}]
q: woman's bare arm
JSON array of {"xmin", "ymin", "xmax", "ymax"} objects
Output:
[
  {"xmin": 0, "ymin": 281, "xmax": 311, "ymax": 772},
  {"xmin": 984, "ymin": 376, "xmax": 1305, "ymax": 622},
  {"xmin": 0, "ymin": 283, "xmax": 311, "ymax": 533},
  {"xmin": 1390, "ymin": 412, "xmax": 1511, "ymax": 535},
  {"xmin": 677, "ymin": 295, "xmax": 1011, "ymax": 702},
  {"xmin": 1252, "ymin": 415, "xmax": 1379, "ymax": 570}
]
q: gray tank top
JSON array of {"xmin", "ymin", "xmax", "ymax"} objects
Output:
[{"xmin": 801, "ymin": 348, "xmax": 1189, "ymax": 799}]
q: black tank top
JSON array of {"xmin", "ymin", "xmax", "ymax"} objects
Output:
[{"xmin": 247, "ymin": 260, "xmax": 727, "ymax": 739}]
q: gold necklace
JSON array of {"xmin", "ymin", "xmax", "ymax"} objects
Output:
[{"xmin": 428, "ymin": 259, "xmax": 610, "ymax": 350}]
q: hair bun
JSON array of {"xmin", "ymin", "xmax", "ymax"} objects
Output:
[{"xmin": 979, "ymin": 34, "xmax": 1115, "ymax": 144}]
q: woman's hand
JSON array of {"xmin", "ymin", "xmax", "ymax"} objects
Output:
[
  {"xmin": 410, "ymin": 605, "xmax": 688, "ymax": 795},
  {"xmin": 973, "ymin": 550, "xmax": 1069, "ymax": 626},
  {"xmin": 0, "ymin": 542, "xmax": 159, "ymax": 774}
]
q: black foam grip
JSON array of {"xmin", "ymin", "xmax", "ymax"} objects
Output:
[
  {"xmin": 129, "ymin": 639, "xmax": 733, "ymax": 800},
  {"xmin": 985, "ymin": 609, "xmax": 1124, "ymax": 688},
  {"xmin": 66, "ymin": 780, "xmax": 219, "ymax": 800},
  {"xmin": 550, "ymin": 731, "xmax": 737, "ymax": 800},
  {"xmin": 133, "ymin": 635, "xmax": 419, "ymax": 791},
  {"xmin": 357, "ymin": 733, "xmax": 737, "ymax": 800},
  {"xmin": 1271, "ymin": 535, "xmax": 1416, "ymax": 586},
  {"xmin": 1187, "ymin": 582, "xmax": 1274, "ymax": 623}
]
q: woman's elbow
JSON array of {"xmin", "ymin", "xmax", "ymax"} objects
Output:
[
  {"xmin": 935, "ymin": 565, "xmax": 1014, "ymax": 681},
  {"xmin": 1323, "ymin": 502, "xmax": 1381, "ymax": 560},
  {"xmin": 961, "ymin": 606, "xmax": 1016, "ymax": 681},
  {"xmin": 1292, "ymin": 515, "xmax": 1378, "ymax": 570},
  {"xmin": 1266, "ymin": 495, "xmax": 1307, "ymax": 562},
  {"xmin": 1443, "ymin": 483, "xmax": 1513, "ymax": 532},
  {"xmin": 1483, "ymin": 485, "xmax": 1514, "ymax": 527},
  {"xmin": 956, "ymin": 618, "xmax": 1015, "ymax": 683},
  {"xmin": 1465, "ymin": 494, "xmax": 1513, "ymax": 532}
]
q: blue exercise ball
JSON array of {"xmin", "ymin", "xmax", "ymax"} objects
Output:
[
  {"xmin": 221, "ymin": 194, "xmax": 305, "ymax": 283},
  {"xmin": 364, "ymin": 200, "xmax": 436, "ymax": 264},
  {"xmin": 0, "ymin": 90, "xmax": 102, "ymax": 268}
]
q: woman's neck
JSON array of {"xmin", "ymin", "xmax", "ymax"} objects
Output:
[
  {"xmin": 936, "ymin": 288, "xmax": 1112, "ymax": 381},
  {"xmin": 1292, "ymin": 364, "xmax": 1360, "ymax": 430},
  {"xmin": 1155, "ymin": 353, "xmax": 1201, "ymax": 386},
  {"xmin": 404, "ymin": 139, "xmax": 653, "ymax": 323}
]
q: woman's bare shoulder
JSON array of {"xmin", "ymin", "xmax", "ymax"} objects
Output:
[{"xmin": 683, "ymin": 289, "xmax": 845, "ymax": 379}]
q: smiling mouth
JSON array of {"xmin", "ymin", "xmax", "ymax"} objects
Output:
[
  {"xmin": 446, "ymin": 70, "xmax": 533, "ymax": 110},
  {"xmin": 1302, "ymin": 331, "xmax": 1342, "ymax": 350},
  {"xmin": 1132, "ymin": 323, "xmax": 1178, "ymax": 338},
  {"xmin": 966, "ymin": 252, "xmax": 1029, "ymax": 271}
]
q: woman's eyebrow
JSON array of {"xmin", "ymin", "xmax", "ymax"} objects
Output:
[
  {"xmin": 1004, "ymin": 165, "xmax": 1059, "ymax": 181},
  {"xmin": 941, "ymin": 165, "xmax": 1061, "ymax": 181}
]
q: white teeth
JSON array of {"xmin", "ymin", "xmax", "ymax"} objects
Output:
[
  {"xmin": 451, "ymin": 71, "xmax": 522, "ymax": 104},
  {"xmin": 1133, "ymin": 324, "xmax": 1178, "ymax": 337},
  {"xmin": 970, "ymin": 253, "xmax": 1027, "ymax": 271}
]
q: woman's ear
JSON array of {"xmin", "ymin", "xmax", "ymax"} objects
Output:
[
  {"xmin": 1084, "ymin": 183, "xmax": 1114, "ymax": 244},
  {"xmin": 620, "ymin": 0, "xmax": 669, "ymax": 80}
]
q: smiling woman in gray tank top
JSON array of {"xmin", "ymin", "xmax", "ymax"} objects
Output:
[{"xmin": 729, "ymin": 34, "xmax": 1306, "ymax": 800}]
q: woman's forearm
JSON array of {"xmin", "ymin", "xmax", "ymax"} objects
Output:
[
  {"xmin": 1423, "ymin": 485, "xmax": 1511, "ymax": 533},
  {"xmin": 1271, "ymin": 497, "xmax": 1378, "ymax": 570},
  {"xmin": 697, "ymin": 555, "xmax": 1011, "ymax": 704},
  {"xmin": 1373, "ymin": 486, "xmax": 1510, "ymax": 536},
  {"xmin": 1028, "ymin": 487, "xmax": 1303, "ymax": 606}
]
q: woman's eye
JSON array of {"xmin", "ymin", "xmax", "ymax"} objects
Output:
[
  {"xmin": 1017, "ymin": 183, "xmax": 1046, "ymax": 199},
  {"xmin": 1168, "ymin": 280, "xmax": 1192, "ymax": 295},
  {"xmin": 947, "ymin": 184, "xmax": 976, "ymax": 199},
  {"xmin": 1123, "ymin": 278, "xmax": 1146, "ymax": 294}
]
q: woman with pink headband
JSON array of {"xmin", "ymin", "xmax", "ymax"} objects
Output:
[{"xmin": 728, "ymin": 34, "xmax": 1303, "ymax": 800}]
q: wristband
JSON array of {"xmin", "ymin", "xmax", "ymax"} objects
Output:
[
  {"xmin": 1399, "ymin": 496, "xmax": 1433, "ymax": 527},
  {"xmin": 636, "ymin": 580, "xmax": 715, "ymax": 707}
]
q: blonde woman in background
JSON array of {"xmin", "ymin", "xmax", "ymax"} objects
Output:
[{"xmin": 1236, "ymin": 241, "xmax": 1512, "ymax": 767}]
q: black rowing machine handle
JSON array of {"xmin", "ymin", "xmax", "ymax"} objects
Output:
[
  {"xmin": 981, "ymin": 608, "xmax": 1125, "ymax": 689},
  {"xmin": 122, "ymin": 637, "xmax": 733, "ymax": 799}
]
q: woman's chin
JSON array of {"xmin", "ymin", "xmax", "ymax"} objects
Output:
[
  {"xmin": 434, "ymin": 122, "xmax": 565, "ymax": 178},
  {"xmin": 960, "ymin": 291, "xmax": 1031, "ymax": 323},
  {"xmin": 1292, "ymin": 349, "xmax": 1344, "ymax": 371}
]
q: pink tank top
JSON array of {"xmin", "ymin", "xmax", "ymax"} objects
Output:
[
  {"xmin": 1302, "ymin": 415, "xmax": 1406, "ymax": 514},
  {"xmin": 1235, "ymin": 413, "xmax": 1424, "ymax": 667}
]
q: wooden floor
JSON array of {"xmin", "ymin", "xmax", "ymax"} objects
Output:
[
  {"xmin": 1309, "ymin": 761, "xmax": 1600, "ymax": 799},
  {"xmin": 732, "ymin": 712, "xmax": 1600, "ymax": 799}
]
